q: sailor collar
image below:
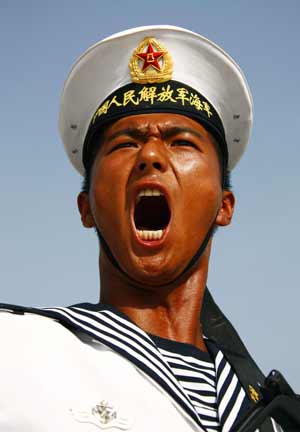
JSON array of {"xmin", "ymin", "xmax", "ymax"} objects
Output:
[{"xmin": 0, "ymin": 291, "xmax": 261, "ymax": 431}]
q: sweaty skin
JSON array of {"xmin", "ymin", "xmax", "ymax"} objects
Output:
[{"xmin": 78, "ymin": 113, "xmax": 235, "ymax": 351}]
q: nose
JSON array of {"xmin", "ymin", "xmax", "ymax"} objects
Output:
[{"xmin": 136, "ymin": 137, "xmax": 168, "ymax": 174}]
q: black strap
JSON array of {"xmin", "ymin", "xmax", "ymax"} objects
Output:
[
  {"xmin": 201, "ymin": 289, "xmax": 277, "ymax": 432},
  {"xmin": 201, "ymin": 289, "xmax": 266, "ymax": 398}
]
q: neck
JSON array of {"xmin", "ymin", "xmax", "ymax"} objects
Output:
[{"xmin": 99, "ymin": 244, "xmax": 211, "ymax": 352}]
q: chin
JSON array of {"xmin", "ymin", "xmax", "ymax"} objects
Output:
[{"xmin": 124, "ymin": 255, "xmax": 183, "ymax": 287}]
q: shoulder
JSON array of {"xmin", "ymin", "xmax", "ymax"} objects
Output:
[
  {"xmin": 0, "ymin": 304, "xmax": 115, "ymax": 393},
  {"xmin": 0, "ymin": 303, "xmax": 63, "ymax": 333},
  {"xmin": 0, "ymin": 304, "xmax": 85, "ymax": 363}
]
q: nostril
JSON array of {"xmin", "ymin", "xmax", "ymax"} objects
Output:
[{"xmin": 138, "ymin": 161, "xmax": 162, "ymax": 171}]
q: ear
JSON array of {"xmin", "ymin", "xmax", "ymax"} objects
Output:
[
  {"xmin": 215, "ymin": 190, "xmax": 235, "ymax": 227},
  {"xmin": 77, "ymin": 192, "xmax": 95, "ymax": 228}
]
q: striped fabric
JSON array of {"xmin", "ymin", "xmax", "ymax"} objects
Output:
[
  {"xmin": 214, "ymin": 350, "xmax": 247, "ymax": 431},
  {"xmin": 42, "ymin": 305, "xmax": 253, "ymax": 431},
  {"xmin": 151, "ymin": 335, "xmax": 248, "ymax": 432},
  {"xmin": 152, "ymin": 336, "xmax": 220, "ymax": 431}
]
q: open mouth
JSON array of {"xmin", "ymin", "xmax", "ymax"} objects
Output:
[{"xmin": 134, "ymin": 188, "xmax": 171, "ymax": 241}]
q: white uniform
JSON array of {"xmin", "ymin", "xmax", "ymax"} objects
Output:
[
  {"xmin": 0, "ymin": 303, "xmax": 285, "ymax": 432},
  {"xmin": 0, "ymin": 311, "xmax": 202, "ymax": 432}
]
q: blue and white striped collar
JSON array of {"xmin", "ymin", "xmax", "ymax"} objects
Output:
[
  {"xmin": 42, "ymin": 303, "xmax": 250, "ymax": 431},
  {"xmin": 0, "ymin": 301, "xmax": 252, "ymax": 431},
  {"xmin": 44, "ymin": 303, "xmax": 203, "ymax": 428}
]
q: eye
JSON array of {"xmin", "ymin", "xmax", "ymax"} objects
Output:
[
  {"xmin": 109, "ymin": 142, "xmax": 138, "ymax": 154},
  {"xmin": 172, "ymin": 139, "xmax": 198, "ymax": 149}
]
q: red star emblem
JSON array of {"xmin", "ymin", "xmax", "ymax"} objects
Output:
[{"xmin": 136, "ymin": 42, "xmax": 166, "ymax": 72}]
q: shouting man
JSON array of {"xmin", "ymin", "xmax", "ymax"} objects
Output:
[{"xmin": 0, "ymin": 26, "xmax": 285, "ymax": 431}]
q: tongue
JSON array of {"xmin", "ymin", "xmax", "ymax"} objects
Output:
[{"xmin": 134, "ymin": 196, "xmax": 170, "ymax": 230}]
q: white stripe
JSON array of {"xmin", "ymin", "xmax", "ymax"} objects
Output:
[
  {"xmin": 219, "ymin": 374, "xmax": 238, "ymax": 418},
  {"xmin": 161, "ymin": 356, "xmax": 216, "ymax": 375},
  {"xmin": 216, "ymin": 361, "xmax": 231, "ymax": 394},
  {"xmin": 46, "ymin": 308, "xmax": 197, "ymax": 416},
  {"xmin": 201, "ymin": 419, "xmax": 219, "ymax": 427},
  {"xmin": 271, "ymin": 418, "xmax": 284, "ymax": 432},
  {"xmin": 158, "ymin": 348, "xmax": 215, "ymax": 369},
  {"xmin": 188, "ymin": 392, "xmax": 217, "ymax": 405},
  {"xmin": 222, "ymin": 386, "xmax": 246, "ymax": 432},
  {"xmin": 180, "ymin": 380, "xmax": 215, "ymax": 392},
  {"xmin": 215, "ymin": 350, "xmax": 224, "ymax": 372},
  {"xmin": 83, "ymin": 308, "xmax": 153, "ymax": 338},
  {"xmin": 172, "ymin": 367, "xmax": 215, "ymax": 385},
  {"xmin": 194, "ymin": 406, "xmax": 218, "ymax": 417},
  {"xmin": 193, "ymin": 405, "xmax": 219, "ymax": 418},
  {"xmin": 75, "ymin": 308, "xmax": 157, "ymax": 349}
]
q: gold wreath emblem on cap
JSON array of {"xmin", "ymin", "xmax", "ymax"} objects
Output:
[{"xmin": 129, "ymin": 37, "xmax": 173, "ymax": 84}]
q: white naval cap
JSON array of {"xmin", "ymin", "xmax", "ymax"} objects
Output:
[{"xmin": 59, "ymin": 25, "xmax": 253, "ymax": 176}]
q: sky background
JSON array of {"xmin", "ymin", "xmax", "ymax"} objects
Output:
[{"xmin": 0, "ymin": 1, "xmax": 299, "ymax": 391}]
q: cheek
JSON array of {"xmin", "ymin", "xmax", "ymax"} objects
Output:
[
  {"xmin": 89, "ymin": 157, "xmax": 130, "ymax": 226},
  {"xmin": 174, "ymin": 152, "xmax": 221, "ymax": 193},
  {"xmin": 96, "ymin": 152, "xmax": 132, "ymax": 190},
  {"xmin": 175, "ymin": 153, "xmax": 202, "ymax": 176},
  {"xmin": 173, "ymin": 154, "xmax": 222, "ymax": 222}
]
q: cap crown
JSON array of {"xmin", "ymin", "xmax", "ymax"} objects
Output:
[{"xmin": 59, "ymin": 25, "xmax": 253, "ymax": 175}]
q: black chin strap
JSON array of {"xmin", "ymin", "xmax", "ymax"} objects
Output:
[{"xmin": 97, "ymin": 213, "xmax": 218, "ymax": 287}]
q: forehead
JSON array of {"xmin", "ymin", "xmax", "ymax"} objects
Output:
[{"xmin": 103, "ymin": 113, "xmax": 213, "ymax": 138}]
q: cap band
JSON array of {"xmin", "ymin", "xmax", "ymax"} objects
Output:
[{"xmin": 83, "ymin": 80, "xmax": 228, "ymax": 170}]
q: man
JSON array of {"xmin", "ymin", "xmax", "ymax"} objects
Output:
[{"xmin": 0, "ymin": 26, "xmax": 286, "ymax": 431}]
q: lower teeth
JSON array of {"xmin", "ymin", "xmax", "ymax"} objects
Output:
[{"xmin": 137, "ymin": 229, "xmax": 163, "ymax": 240}]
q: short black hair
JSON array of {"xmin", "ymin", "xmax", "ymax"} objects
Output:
[{"xmin": 222, "ymin": 169, "xmax": 232, "ymax": 191}]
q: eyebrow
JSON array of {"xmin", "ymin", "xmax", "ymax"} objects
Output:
[
  {"xmin": 106, "ymin": 128, "xmax": 147, "ymax": 143},
  {"xmin": 162, "ymin": 126, "xmax": 205, "ymax": 141},
  {"xmin": 105, "ymin": 126, "xmax": 206, "ymax": 144}
]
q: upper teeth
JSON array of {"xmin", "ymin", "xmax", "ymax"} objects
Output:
[{"xmin": 137, "ymin": 188, "xmax": 163, "ymax": 202}]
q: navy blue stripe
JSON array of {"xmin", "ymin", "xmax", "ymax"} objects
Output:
[
  {"xmin": 70, "ymin": 306, "xmax": 156, "ymax": 348},
  {"xmin": 220, "ymin": 378, "xmax": 242, "ymax": 426},
  {"xmin": 218, "ymin": 368, "xmax": 234, "ymax": 404},
  {"xmin": 166, "ymin": 359, "xmax": 215, "ymax": 374}
]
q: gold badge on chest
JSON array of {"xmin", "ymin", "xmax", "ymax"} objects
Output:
[
  {"xmin": 129, "ymin": 37, "xmax": 173, "ymax": 84},
  {"xmin": 248, "ymin": 385, "xmax": 260, "ymax": 403}
]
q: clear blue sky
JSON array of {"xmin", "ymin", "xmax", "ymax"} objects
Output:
[{"xmin": 1, "ymin": 1, "xmax": 299, "ymax": 390}]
